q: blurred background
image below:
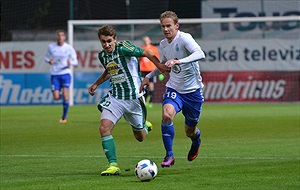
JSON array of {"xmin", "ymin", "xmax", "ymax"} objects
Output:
[
  {"xmin": 1, "ymin": 0, "xmax": 299, "ymax": 105},
  {"xmin": 1, "ymin": 0, "xmax": 202, "ymax": 41}
]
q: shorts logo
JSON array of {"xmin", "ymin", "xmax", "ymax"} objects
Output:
[
  {"xmin": 107, "ymin": 62, "xmax": 119, "ymax": 75},
  {"xmin": 172, "ymin": 65, "xmax": 181, "ymax": 74}
]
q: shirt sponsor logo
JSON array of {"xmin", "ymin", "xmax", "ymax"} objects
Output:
[
  {"xmin": 106, "ymin": 62, "xmax": 119, "ymax": 75},
  {"xmin": 111, "ymin": 73, "xmax": 126, "ymax": 83}
]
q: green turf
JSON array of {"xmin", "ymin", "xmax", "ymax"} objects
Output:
[{"xmin": 1, "ymin": 103, "xmax": 299, "ymax": 190}]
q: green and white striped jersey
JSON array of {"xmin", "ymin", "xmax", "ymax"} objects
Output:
[{"xmin": 98, "ymin": 40, "xmax": 145, "ymax": 100}]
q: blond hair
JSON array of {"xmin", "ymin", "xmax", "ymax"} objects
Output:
[{"xmin": 159, "ymin": 11, "xmax": 178, "ymax": 24}]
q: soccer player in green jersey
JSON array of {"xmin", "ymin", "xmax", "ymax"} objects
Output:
[{"xmin": 88, "ymin": 25, "xmax": 169, "ymax": 176}]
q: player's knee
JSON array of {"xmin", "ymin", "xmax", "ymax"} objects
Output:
[
  {"xmin": 99, "ymin": 125, "xmax": 111, "ymax": 137},
  {"xmin": 53, "ymin": 96, "xmax": 60, "ymax": 101},
  {"xmin": 162, "ymin": 105, "xmax": 176, "ymax": 122},
  {"xmin": 135, "ymin": 134, "xmax": 145, "ymax": 142},
  {"xmin": 185, "ymin": 127, "xmax": 197, "ymax": 138},
  {"xmin": 136, "ymin": 137, "xmax": 144, "ymax": 142},
  {"xmin": 185, "ymin": 131, "xmax": 194, "ymax": 138},
  {"xmin": 162, "ymin": 112, "xmax": 173, "ymax": 123}
]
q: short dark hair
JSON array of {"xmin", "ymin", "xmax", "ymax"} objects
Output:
[
  {"xmin": 55, "ymin": 29, "xmax": 66, "ymax": 35},
  {"xmin": 98, "ymin": 25, "xmax": 116, "ymax": 39}
]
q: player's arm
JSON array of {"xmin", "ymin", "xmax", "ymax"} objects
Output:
[
  {"xmin": 142, "ymin": 52, "xmax": 167, "ymax": 83},
  {"xmin": 139, "ymin": 51, "xmax": 169, "ymax": 93},
  {"xmin": 179, "ymin": 34, "xmax": 205, "ymax": 63},
  {"xmin": 165, "ymin": 34, "xmax": 205, "ymax": 67},
  {"xmin": 44, "ymin": 45, "xmax": 54, "ymax": 65},
  {"xmin": 121, "ymin": 40, "xmax": 169, "ymax": 73},
  {"xmin": 68, "ymin": 46, "xmax": 78, "ymax": 66},
  {"xmin": 139, "ymin": 68, "xmax": 161, "ymax": 93},
  {"xmin": 142, "ymin": 50, "xmax": 170, "ymax": 73},
  {"xmin": 88, "ymin": 70, "xmax": 110, "ymax": 96}
]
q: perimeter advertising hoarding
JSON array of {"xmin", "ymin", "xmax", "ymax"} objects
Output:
[
  {"xmin": 0, "ymin": 74, "xmax": 110, "ymax": 105},
  {"xmin": 1, "ymin": 70, "xmax": 298, "ymax": 105},
  {"xmin": 1, "ymin": 39, "xmax": 299, "ymax": 104}
]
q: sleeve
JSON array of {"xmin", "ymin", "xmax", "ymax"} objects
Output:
[
  {"xmin": 120, "ymin": 40, "xmax": 144, "ymax": 57},
  {"xmin": 69, "ymin": 46, "xmax": 78, "ymax": 66},
  {"xmin": 178, "ymin": 33, "xmax": 205, "ymax": 63},
  {"xmin": 44, "ymin": 45, "xmax": 52, "ymax": 63},
  {"xmin": 159, "ymin": 43, "xmax": 167, "ymax": 64},
  {"xmin": 98, "ymin": 51, "xmax": 106, "ymax": 69}
]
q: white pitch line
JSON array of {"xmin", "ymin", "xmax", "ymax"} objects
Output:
[{"xmin": 0, "ymin": 154, "xmax": 299, "ymax": 160}]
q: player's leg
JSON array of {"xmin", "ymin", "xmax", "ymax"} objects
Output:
[
  {"xmin": 60, "ymin": 74, "xmax": 71, "ymax": 122},
  {"xmin": 100, "ymin": 109, "xmax": 121, "ymax": 176},
  {"xmin": 141, "ymin": 71, "xmax": 151, "ymax": 104},
  {"xmin": 132, "ymin": 118, "xmax": 154, "ymax": 141},
  {"xmin": 161, "ymin": 103, "xmax": 176, "ymax": 167},
  {"xmin": 133, "ymin": 127, "xmax": 147, "ymax": 142},
  {"xmin": 51, "ymin": 75, "xmax": 61, "ymax": 100},
  {"xmin": 60, "ymin": 87, "xmax": 69, "ymax": 122},
  {"xmin": 185, "ymin": 125, "xmax": 201, "ymax": 161},
  {"xmin": 51, "ymin": 75, "xmax": 67, "ymax": 122},
  {"xmin": 97, "ymin": 94, "xmax": 123, "ymax": 175},
  {"xmin": 148, "ymin": 76, "xmax": 157, "ymax": 108},
  {"xmin": 161, "ymin": 88, "xmax": 182, "ymax": 167},
  {"xmin": 182, "ymin": 89, "xmax": 204, "ymax": 161},
  {"xmin": 100, "ymin": 117, "xmax": 116, "ymax": 161},
  {"xmin": 52, "ymin": 90, "xmax": 60, "ymax": 100},
  {"xmin": 147, "ymin": 81, "xmax": 154, "ymax": 108},
  {"xmin": 123, "ymin": 97, "xmax": 150, "ymax": 142}
]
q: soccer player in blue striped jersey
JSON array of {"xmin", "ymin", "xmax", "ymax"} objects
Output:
[
  {"xmin": 88, "ymin": 25, "xmax": 169, "ymax": 176},
  {"xmin": 45, "ymin": 30, "xmax": 78, "ymax": 123},
  {"xmin": 140, "ymin": 11, "xmax": 206, "ymax": 167}
]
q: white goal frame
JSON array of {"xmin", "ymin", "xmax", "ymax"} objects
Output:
[{"xmin": 67, "ymin": 16, "xmax": 300, "ymax": 106}]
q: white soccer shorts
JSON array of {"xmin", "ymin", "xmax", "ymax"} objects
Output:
[{"xmin": 99, "ymin": 93, "xmax": 147, "ymax": 131}]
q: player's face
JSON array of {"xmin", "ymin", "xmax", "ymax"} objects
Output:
[
  {"xmin": 160, "ymin": 18, "xmax": 179, "ymax": 42},
  {"xmin": 57, "ymin": 32, "xmax": 66, "ymax": 45},
  {"xmin": 99, "ymin": 35, "xmax": 116, "ymax": 53},
  {"xmin": 143, "ymin": 36, "xmax": 151, "ymax": 46}
]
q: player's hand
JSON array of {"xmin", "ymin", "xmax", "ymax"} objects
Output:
[
  {"xmin": 165, "ymin": 59, "xmax": 180, "ymax": 67},
  {"xmin": 49, "ymin": 60, "xmax": 55, "ymax": 65},
  {"xmin": 157, "ymin": 64, "xmax": 171, "ymax": 73},
  {"xmin": 139, "ymin": 77, "xmax": 150, "ymax": 93},
  {"xmin": 88, "ymin": 84, "xmax": 98, "ymax": 96}
]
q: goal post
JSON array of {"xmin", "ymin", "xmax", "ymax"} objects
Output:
[{"xmin": 68, "ymin": 16, "xmax": 300, "ymax": 105}]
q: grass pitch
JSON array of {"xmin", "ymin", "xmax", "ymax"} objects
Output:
[{"xmin": 1, "ymin": 103, "xmax": 299, "ymax": 190}]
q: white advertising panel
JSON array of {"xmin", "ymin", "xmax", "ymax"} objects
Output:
[
  {"xmin": 1, "ymin": 39, "xmax": 299, "ymax": 73},
  {"xmin": 0, "ymin": 41, "xmax": 103, "ymax": 73},
  {"xmin": 199, "ymin": 39, "xmax": 300, "ymax": 71}
]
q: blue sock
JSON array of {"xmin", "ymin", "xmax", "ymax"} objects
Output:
[
  {"xmin": 62, "ymin": 100, "xmax": 69, "ymax": 119},
  {"xmin": 191, "ymin": 128, "xmax": 201, "ymax": 146},
  {"xmin": 161, "ymin": 121, "xmax": 174, "ymax": 156}
]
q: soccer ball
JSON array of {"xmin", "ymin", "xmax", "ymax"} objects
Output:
[{"xmin": 135, "ymin": 159, "xmax": 158, "ymax": 182}]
